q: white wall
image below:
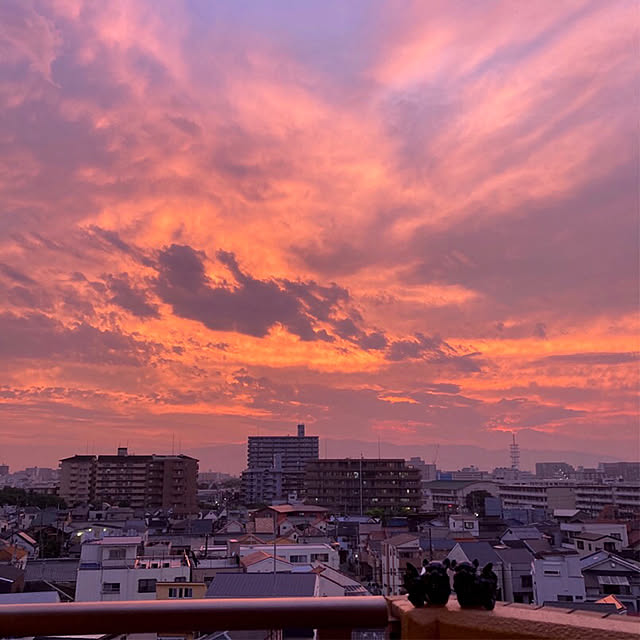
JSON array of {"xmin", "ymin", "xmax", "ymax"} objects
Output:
[
  {"xmin": 75, "ymin": 564, "xmax": 190, "ymax": 602},
  {"xmin": 532, "ymin": 556, "xmax": 586, "ymax": 605}
]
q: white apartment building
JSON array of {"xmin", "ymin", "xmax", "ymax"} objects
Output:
[
  {"xmin": 532, "ymin": 552, "xmax": 586, "ymax": 605},
  {"xmin": 498, "ymin": 481, "xmax": 576, "ymax": 512},
  {"xmin": 574, "ymin": 483, "xmax": 640, "ymax": 518},
  {"xmin": 75, "ymin": 537, "xmax": 190, "ymax": 602}
]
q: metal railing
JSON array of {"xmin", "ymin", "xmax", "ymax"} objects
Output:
[{"xmin": 0, "ymin": 596, "xmax": 389, "ymax": 637}]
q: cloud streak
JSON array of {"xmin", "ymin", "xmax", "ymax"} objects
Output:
[{"xmin": 0, "ymin": 0, "xmax": 637, "ymax": 467}]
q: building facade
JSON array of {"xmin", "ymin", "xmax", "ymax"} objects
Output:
[
  {"xmin": 422, "ymin": 480, "xmax": 499, "ymax": 514},
  {"xmin": 60, "ymin": 449, "xmax": 198, "ymax": 514},
  {"xmin": 242, "ymin": 424, "xmax": 319, "ymax": 505},
  {"xmin": 75, "ymin": 537, "xmax": 190, "ymax": 602},
  {"xmin": 304, "ymin": 458, "xmax": 422, "ymax": 515}
]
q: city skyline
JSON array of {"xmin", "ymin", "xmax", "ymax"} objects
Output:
[{"xmin": 1, "ymin": 1, "xmax": 638, "ymax": 469}]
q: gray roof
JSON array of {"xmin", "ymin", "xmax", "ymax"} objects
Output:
[
  {"xmin": 454, "ymin": 542, "xmax": 501, "ymax": 567},
  {"xmin": 25, "ymin": 559, "xmax": 79, "ymax": 583},
  {"xmin": 502, "ymin": 527, "xmax": 543, "ymax": 540},
  {"xmin": 206, "ymin": 573, "xmax": 317, "ymax": 598},
  {"xmin": 493, "ymin": 546, "xmax": 534, "ymax": 565},
  {"xmin": 0, "ymin": 591, "xmax": 60, "ymax": 604}
]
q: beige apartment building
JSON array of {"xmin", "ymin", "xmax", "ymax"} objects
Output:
[{"xmin": 60, "ymin": 448, "xmax": 198, "ymax": 514}]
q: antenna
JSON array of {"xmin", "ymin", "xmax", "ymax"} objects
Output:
[
  {"xmin": 172, "ymin": 434, "xmax": 175, "ymax": 455},
  {"xmin": 377, "ymin": 434, "xmax": 381, "ymax": 459}
]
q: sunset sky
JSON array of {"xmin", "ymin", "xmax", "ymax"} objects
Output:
[{"xmin": 1, "ymin": 0, "xmax": 638, "ymax": 470}]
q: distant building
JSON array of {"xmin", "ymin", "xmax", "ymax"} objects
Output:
[
  {"xmin": 304, "ymin": 459, "xmax": 421, "ymax": 515},
  {"xmin": 0, "ymin": 465, "xmax": 9, "ymax": 476},
  {"xmin": 536, "ymin": 462, "xmax": 575, "ymax": 479},
  {"xmin": 422, "ymin": 480, "xmax": 499, "ymax": 515},
  {"xmin": 498, "ymin": 481, "xmax": 577, "ymax": 514},
  {"xmin": 59, "ymin": 449, "xmax": 198, "ymax": 514},
  {"xmin": 242, "ymin": 424, "xmax": 319, "ymax": 504},
  {"xmin": 600, "ymin": 462, "xmax": 640, "ymax": 482}
]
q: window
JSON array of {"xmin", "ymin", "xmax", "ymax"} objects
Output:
[
  {"xmin": 604, "ymin": 542, "xmax": 616, "ymax": 552},
  {"xmin": 310, "ymin": 553, "xmax": 329, "ymax": 562},
  {"xmin": 138, "ymin": 579, "xmax": 156, "ymax": 593},
  {"xmin": 464, "ymin": 522, "xmax": 475, "ymax": 530},
  {"xmin": 107, "ymin": 548, "xmax": 126, "ymax": 560},
  {"xmin": 543, "ymin": 569, "xmax": 560, "ymax": 576},
  {"xmin": 174, "ymin": 576, "xmax": 187, "ymax": 583},
  {"xmin": 102, "ymin": 582, "xmax": 120, "ymax": 594},
  {"xmin": 184, "ymin": 588, "xmax": 193, "ymax": 598},
  {"xmin": 289, "ymin": 555, "xmax": 308, "ymax": 563},
  {"xmin": 576, "ymin": 540, "xmax": 584, "ymax": 550},
  {"xmin": 521, "ymin": 575, "xmax": 532, "ymax": 588},
  {"xmin": 557, "ymin": 595, "xmax": 573, "ymax": 602}
]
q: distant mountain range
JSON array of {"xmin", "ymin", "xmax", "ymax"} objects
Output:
[{"xmin": 188, "ymin": 439, "xmax": 621, "ymax": 475}]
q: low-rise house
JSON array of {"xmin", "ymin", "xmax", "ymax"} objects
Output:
[
  {"xmin": 381, "ymin": 533, "xmax": 422, "ymax": 596},
  {"xmin": 448, "ymin": 514, "xmax": 479, "ymax": 538},
  {"xmin": 492, "ymin": 545, "xmax": 535, "ymax": 604},
  {"xmin": 532, "ymin": 550, "xmax": 586, "ymax": 605},
  {"xmin": 74, "ymin": 536, "xmax": 190, "ymax": 602},
  {"xmin": 580, "ymin": 551, "xmax": 640, "ymax": 614},
  {"xmin": 9, "ymin": 531, "xmax": 39, "ymax": 559},
  {"xmin": 572, "ymin": 532, "xmax": 624, "ymax": 556},
  {"xmin": 560, "ymin": 521, "xmax": 628, "ymax": 549},
  {"xmin": 312, "ymin": 563, "xmax": 369, "ymax": 597},
  {"xmin": 240, "ymin": 551, "xmax": 293, "ymax": 573}
]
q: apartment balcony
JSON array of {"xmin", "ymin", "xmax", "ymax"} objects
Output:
[{"xmin": 1, "ymin": 596, "xmax": 638, "ymax": 639}]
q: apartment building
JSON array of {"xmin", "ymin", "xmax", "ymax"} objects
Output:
[
  {"xmin": 60, "ymin": 449, "xmax": 198, "ymax": 514},
  {"xmin": 498, "ymin": 481, "xmax": 576, "ymax": 513},
  {"xmin": 242, "ymin": 424, "xmax": 319, "ymax": 504},
  {"xmin": 498, "ymin": 480, "xmax": 639, "ymax": 518},
  {"xmin": 574, "ymin": 483, "xmax": 640, "ymax": 518},
  {"xmin": 422, "ymin": 480, "xmax": 498, "ymax": 514},
  {"xmin": 304, "ymin": 459, "xmax": 422, "ymax": 515}
]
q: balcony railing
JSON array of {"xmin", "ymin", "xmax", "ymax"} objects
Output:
[
  {"xmin": 0, "ymin": 596, "xmax": 389, "ymax": 638},
  {"xmin": 1, "ymin": 596, "xmax": 639, "ymax": 639}
]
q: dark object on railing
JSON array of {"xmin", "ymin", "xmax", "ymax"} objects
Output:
[
  {"xmin": 403, "ymin": 559, "xmax": 451, "ymax": 607},
  {"xmin": 0, "ymin": 596, "xmax": 389, "ymax": 637},
  {"xmin": 451, "ymin": 559, "xmax": 498, "ymax": 610}
]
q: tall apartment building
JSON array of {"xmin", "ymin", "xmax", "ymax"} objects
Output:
[
  {"xmin": 241, "ymin": 424, "xmax": 319, "ymax": 504},
  {"xmin": 304, "ymin": 458, "xmax": 422, "ymax": 514},
  {"xmin": 59, "ymin": 448, "xmax": 198, "ymax": 514}
]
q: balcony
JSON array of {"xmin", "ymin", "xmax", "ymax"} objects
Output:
[{"xmin": 1, "ymin": 596, "xmax": 638, "ymax": 639}]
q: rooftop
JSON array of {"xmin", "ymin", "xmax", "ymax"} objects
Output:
[{"xmin": 205, "ymin": 573, "xmax": 317, "ymax": 598}]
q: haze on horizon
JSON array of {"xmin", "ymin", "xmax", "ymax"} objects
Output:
[{"xmin": 0, "ymin": 0, "xmax": 638, "ymax": 471}]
